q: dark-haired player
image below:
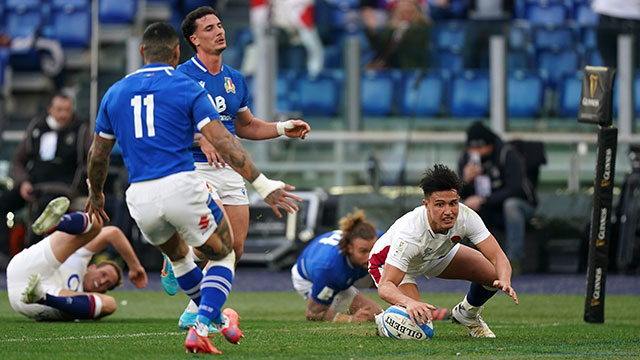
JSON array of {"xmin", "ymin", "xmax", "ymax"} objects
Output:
[{"xmin": 369, "ymin": 164, "xmax": 518, "ymax": 338}]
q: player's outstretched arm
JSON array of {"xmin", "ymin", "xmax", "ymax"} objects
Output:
[
  {"xmin": 307, "ymin": 297, "xmax": 357, "ymax": 322},
  {"xmin": 83, "ymin": 226, "xmax": 148, "ymax": 289},
  {"xmin": 85, "ymin": 134, "xmax": 115, "ymax": 222},
  {"xmin": 200, "ymin": 120, "xmax": 301, "ymax": 217},
  {"xmin": 476, "ymin": 234, "xmax": 518, "ymax": 304},
  {"xmin": 235, "ymin": 109, "xmax": 311, "ymax": 140},
  {"xmin": 378, "ymin": 264, "xmax": 436, "ymax": 325}
]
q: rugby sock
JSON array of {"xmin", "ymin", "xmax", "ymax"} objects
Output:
[
  {"xmin": 172, "ymin": 256, "xmax": 202, "ymax": 306},
  {"xmin": 54, "ymin": 212, "xmax": 92, "ymax": 235},
  {"xmin": 462, "ymin": 283, "xmax": 498, "ymax": 316},
  {"xmin": 41, "ymin": 293, "xmax": 103, "ymax": 319},
  {"xmin": 195, "ymin": 265, "xmax": 233, "ymax": 336}
]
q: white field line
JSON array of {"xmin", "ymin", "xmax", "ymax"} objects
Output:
[{"xmin": 0, "ymin": 322, "xmax": 567, "ymax": 343}]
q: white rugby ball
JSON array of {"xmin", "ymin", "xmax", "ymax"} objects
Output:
[{"xmin": 380, "ymin": 305, "xmax": 434, "ymax": 340}]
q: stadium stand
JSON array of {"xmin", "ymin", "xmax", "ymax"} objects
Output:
[
  {"xmin": 399, "ymin": 70, "xmax": 446, "ymax": 117},
  {"xmin": 294, "ymin": 70, "xmax": 342, "ymax": 116},
  {"xmin": 507, "ymin": 70, "xmax": 545, "ymax": 118},
  {"xmin": 5, "ymin": 0, "xmax": 43, "ymax": 39},
  {"xmin": 449, "ymin": 70, "xmax": 489, "ymax": 117},
  {"xmin": 361, "ymin": 70, "xmax": 396, "ymax": 116},
  {"xmin": 525, "ymin": 1, "xmax": 568, "ymax": 26},
  {"xmin": 532, "ymin": 25, "xmax": 575, "ymax": 51},
  {"xmin": 557, "ymin": 71, "xmax": 582, "ymax": 118},
  {"xmin": 98, "ymin": 0, "xmax": 137, "ymax": 23},
  {"xmin": 50, "ymin": 0, "xmax": 91, "ymax": 48},
  {"xmin": 536, "ymin": 47, "xmax": 580, "ymax": 88}
]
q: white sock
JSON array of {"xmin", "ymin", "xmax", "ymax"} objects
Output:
[
  {"xmin": 461, "ymin": 296, "xmax": 479, "ymax": 317},
  {"xmin": 195, "ymin": 321, "xmax": 209, "ymax": 337}
]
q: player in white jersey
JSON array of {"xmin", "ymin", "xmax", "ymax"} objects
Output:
[
  {"xmin": 369, "ymin": 164, "xmax": 518, "ymax": 338},
  {"xmin": 86, "ymin": 22, "xmax": 300, "ymax": 354},
  {"xmin": 7, "ymin": 197, "xmax": 147, "ymax": 321}
]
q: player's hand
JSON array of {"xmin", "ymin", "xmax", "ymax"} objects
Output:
[
  {"xmin": 405, "ymin": 299, "xmax": 436, "ymax": 326},
  {"xmin": 84, "ymin": 191, "xmax": 110, "ymax": 222},
  {"xmin": 129, "ymin": 265, "xmax": 148, "ymax": 289},
  {"xmin": 20, "ymin": 181, "xmax": 35, "ymax": 201},
  {"xmin": 493, "ymin": 279, "xmax": 519, "ymax": 305},
  {"xmin": 264, "ymin": 185, "xmax": 301, "ymax": 218},
  {"xmin": 283, "ymin": 119, "xmax": 311, "ymax": 139},
  {"xmin": 200, "ymin": 138, "xmax": 225, "ymax": 168},
  {"xmin": 352, "ymin": 306, "xmax": 376, "ymax": 322}
]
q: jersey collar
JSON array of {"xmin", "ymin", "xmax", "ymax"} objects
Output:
[
  {"xmin": 191, "ymin": 56, "xmax": 224, "ymax": 74},
  {"xmin": 126, "ymin": 63, "xmax": 174, "ymax": 77}
]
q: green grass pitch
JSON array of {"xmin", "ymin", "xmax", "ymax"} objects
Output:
[{"xmin": 0, "ymin": 290, "xmax": 639, "ymax": 359}]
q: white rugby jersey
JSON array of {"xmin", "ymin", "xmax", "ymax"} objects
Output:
[{"xmin": 369, "ymin": 204, "xmax": 490, "ymax": 278}]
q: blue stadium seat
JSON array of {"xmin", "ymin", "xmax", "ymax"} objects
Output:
[
  {"xmin": 243, "ymin": 70, "xmax": 297, "ymax": 114},
  {"xmin": 509, "ymin": 21, "xmax": 531, "ymax": 50},
  {"xmin": 400, "ymin": 71, "xmax": 446, "ymax": 116},
  {"xmin": 0, "ymin": 47, "xmax": 9, "ymax": 86},
  {"xmin": 5, "ymin": 0, "xmax": 42, "ymax": 38},
  {"xmin": 585, "ymin": 48, "xmax": 604, "ymax": 67},
  {"xmin": 433, "ymin": 22, "xmax": 466, "ymax": 51},
  {"xmin": 533, "ymin": 25, "xmax": 575, "ymax": 50},
  {"xmin": 574, "ymin": 3, "xmax": 599, "ymax": 26},
  {"xmin": 449, "ymin": 70, "xmax": 489, "ymax": 117},
  {"xmin": 507, "ymin": 70, "xmax": 544, "ymax": 118},
  {"xmin": 537, "ymin": 48, "xmax": 580, "ymax": 87},
  {"xmin": 295, "ymin": 71, "xmax": 342, "ymax": 116},
  {"xmin": 525, "ymin": 3, "xmax": 567, "ymax": 26},
  {"xmin": 435, "ymin": 48, "xmax": 464, "ymax": 72},
  {"xmin": 361, "ymin": 70, "xmax": 396, "ymax": 116},
  {"xmin": 51, "ymin": 0, "xmax": 91, "ymax": 48},
  {"xmin": 508, "ymin": 48, "xmax": 534, "ymax": 69},
  {"xmin": 580, "ymin": 26, "xmax": 597, "ymax": 50},
  {"xmin": 324, "ymin": 43, "xmax": 343, "ymax": 69},
  {"xmin": 557, "ymin": 71, "xmax": 582, "ymax": 117},
  {"xmin": 99, "ymin": 0, "xmax": 137, "ymax": 23}
]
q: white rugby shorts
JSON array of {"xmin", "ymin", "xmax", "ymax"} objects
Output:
[
  {"xmin": 291, "ymin": 264, "xmax": 358, "ymax": 314},
  {"xmin": 194, "ymin": 163, "xmax": 249, "ymax": 206},
  {"xmin": 6, "ymin": 237, "xmax": 66, "ymax": 320},
  {"xmin": 125, "ymin": 171, "xmax": 224, "ymax": 247}
]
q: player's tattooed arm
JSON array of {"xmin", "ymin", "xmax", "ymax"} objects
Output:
[
  {"xmin": 193, "ymin": 133, "xmax": 203, "ymax": 147},
  {"xmin": 87, "ymin": 134, "xmax": 114, "ymax": 195},
  {"xmin": 200, "ymin": 120, "xmax": 260, "ymax": 181}
]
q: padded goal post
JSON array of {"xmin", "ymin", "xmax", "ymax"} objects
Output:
[{"xmin": 578, "ymin": 66, "xmax": 617, "ymax": 323}]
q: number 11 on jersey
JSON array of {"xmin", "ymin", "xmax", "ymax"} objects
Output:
[{"xmin": 131, "ymin": 94, "xmax": 156, "ymax": 138}]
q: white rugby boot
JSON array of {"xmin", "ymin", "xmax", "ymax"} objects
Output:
[
  {"xmin": 451, "ymin": 301, "xmax": 496, "ymax": 338},
  {"xmin": 32, "ymin": 196, "xmax": 70, "ymax": 235},
  {"xmin": 21, "ymin": 273, "xmax": 46, "ymax": 304}
]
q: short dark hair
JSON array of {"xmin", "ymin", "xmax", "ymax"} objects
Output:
[
  {"xmin": 419, "ymin": 164, "xmax": 463, "ymax": 198},
  {"xmin": 337, "ymin": 209, "xmax": 378, "ymax": 255},
  {"xmin": 181, "ymin": 6, "xmax": 219, "ymax": 53},
  {"xmin": 142, "ymin": 22, "xmax": 179, "ymax": 64},
  {"xmin": 49, "ymin": 91, "xmax": 72, "ymax": 105}
]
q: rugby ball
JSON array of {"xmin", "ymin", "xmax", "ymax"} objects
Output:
[{"xmin": 379, "ymin": 305, "xmax": 434, "ymax": 340}]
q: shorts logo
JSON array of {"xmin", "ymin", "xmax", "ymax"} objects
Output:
[{"xmin": 198, "ymin": 215, "xmax": 210, "ymax": 230}]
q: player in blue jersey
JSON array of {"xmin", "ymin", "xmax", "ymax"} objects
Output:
[
  {"xmin": 178, "ymin": 6, "xmax": 311, "ymax": 265},
  {"xmin": 85, "ymin": 22, "xmax": 301, "ymax": 354},
  {"xmin": 292, "ymin": 210, "xmax": 384, "ymax": 322}
]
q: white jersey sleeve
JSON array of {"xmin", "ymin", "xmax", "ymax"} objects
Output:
[
  {"xmin": 459, "ymin": 205, "xmax": 491, "ymax": 245},
  {"xmin": 385, "ymin": 239, "xmax": 423, "ymax": 273}
]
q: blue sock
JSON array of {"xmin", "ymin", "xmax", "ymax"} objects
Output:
[
  {"xmin": 176, "ymin": 266, "xmax": 203, "ymax": 306},
  {"xmin": 466, "ymin": 282, "xmax": 498, "ymax": 307},
  {"xmin": 43, "ymin": 293, "xmax": 101, "ymax": 319},
  {"xmin": 196, "ymin": 265, "xmax": 233, "ymax": 326},
  {"xmin": 54, "ymin": 212, "xmax": 91, "ymax": 235}
]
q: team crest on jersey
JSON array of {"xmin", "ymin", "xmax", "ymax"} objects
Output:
[
  {"xmin": 450, "ymin": 236, "xmax": 461, "ymax": 243},
  {"xmin": 224, "ymin": 77, "xmax": 236, "ymax": 93},
  {"xmin": 198, "ymin": 80, "xmax": 205, "ymax": 88}
]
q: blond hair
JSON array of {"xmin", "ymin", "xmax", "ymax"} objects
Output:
[{"xmin": 338, "ymin": 209, "xmax": 378, "ymax": 255}]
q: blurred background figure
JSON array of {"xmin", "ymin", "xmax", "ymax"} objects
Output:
[
  {"xmin": 592, "ymin": 0, "xmax": 640, "ymax": 68},
  {"xmin": 364, "ymin": 0, "xmax": 431, "ymax": 70},
  {"xmin": 0, "ymin": 92, "xmax": 90, "ymax": 256},
  {"xmin": 457, "ymin": 121, "xmax": 537, "ymax": 275}
]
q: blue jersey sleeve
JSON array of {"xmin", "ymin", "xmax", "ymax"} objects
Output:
[
  {"xmin": 188, "ymin": 80, "xmax": 221, "ymax": 131},
  {"xmin": 238, "ymin": 75, "xmax": 249, "ymax": 112}
]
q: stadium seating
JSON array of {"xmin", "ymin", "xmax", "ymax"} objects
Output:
[
  {"xmin": 361, "ymin": 70, "xmax": 396, "ymax": 116},
  {"xmin": 533, "ymin": 25, "xmax": 575, "ymax": 50},
  {"xmin": 399, "ymin": 70, "xmax": 446, "ymax": 117},
  {"xmin": 294, "ymin": 71, "xmax": 342, "ymax": 116},
  {"xmin": 508, "ymin": 70, "xmax": 545, "ymax": 118},
  {"xmin": 580, "ymin": 26, "xmax": 597, "ymax": 50},
  {"xmin": 508, "ymin": 48, "xmax": 535, "ymax": 70},
  {"xmin": 5, "ymin": 0, "xmax": 42, "ymax": 38},
  {"xmin": 537, "ymin": 48, "xmax": 580, "ymax": 87},
  {"xmin": 433, "ymin": 21, "xmax": 466, "ymax": 51},
  {"xmin": 434, "ymin": 48, "xmax": 464, "ymax": 72},
  {"xmin": 574, "ymin": 3, "xmax": 599, "ymax": 26},
  {"xmin": 51, "ymin": 0, "xmax": 91, "ymax": 48},
  {"xmin": 99, "ymin": 0, "xmax": 137, "ymax": 23},
  {"xmin": 509, "ymin": 21, "xmax": 531, "ymax": 50},
  {"xmin": 525, "ymin": 2, "xmax": 567, "ymax": 26},
  {"xmin": 0, "ymin": 47, "xmax": 9, "ymax": 86},
  {"xmin": 557, "ymin": 71, "xmax": 582, "ymax": 118},
  {"xmin": 449, "ymin": 70, "xmax": 489, "ymax": 117},
  {"xmin": 585, "ymin": 48, "xmax": 604, "ymax": 67}
]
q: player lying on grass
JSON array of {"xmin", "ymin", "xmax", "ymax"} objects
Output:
[
  {"xmin": 369, "ymin": 164, "xmax": 518, "ymax": 338},
  {"xmin": 6, "ymin": 196, "xmax": 147, "ymax": 321}
]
